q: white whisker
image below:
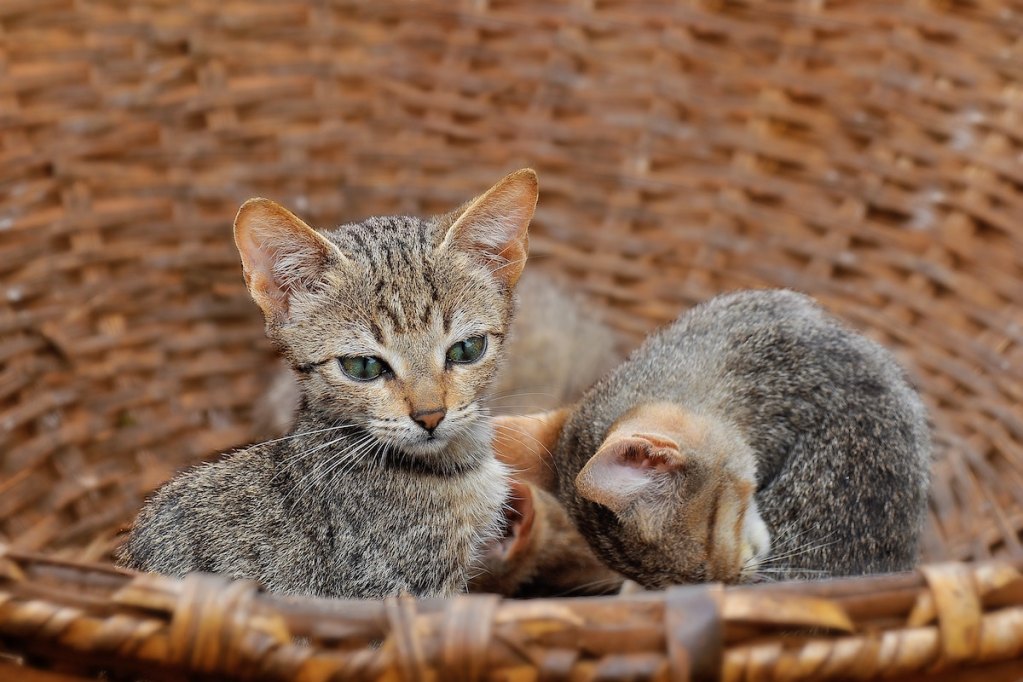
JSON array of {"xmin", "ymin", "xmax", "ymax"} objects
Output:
[
  {"xmin": 287, "ymin": 433, "xmax": 378, "ymax": 502},
  {"xmin": 480, "ymin": 391, "xmax": 558, "ymax": 403},
  {"xmin": 258, "ymin": 420, "xmax": 369, "ymax": 448},
  {"xmin": 494, "ymin": 424, "xmax": 557, "ymax": 473}
]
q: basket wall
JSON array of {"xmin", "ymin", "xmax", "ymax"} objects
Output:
[{"xmin": 2, "ymin": 0, "xmax": 1023, "ymax": 578}]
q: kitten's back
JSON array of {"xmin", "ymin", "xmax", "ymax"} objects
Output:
[{"xmin": 560, "ymin": 289, "xmax": 931, "ymax": 582}]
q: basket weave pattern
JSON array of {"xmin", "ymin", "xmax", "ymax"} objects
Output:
[{"xmin": 2, "ymin": 1, "xmax": 1023, "ymax": 679}]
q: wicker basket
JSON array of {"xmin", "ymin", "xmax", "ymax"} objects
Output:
[{"xmin": 2, "ymin": 1, "xmax": 1023, "ymax": 679}]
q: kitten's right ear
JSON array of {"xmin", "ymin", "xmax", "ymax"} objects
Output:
[
  {"xmin": 234, "ymin": 198, "xmax": 345, "ymax": 325},
  {"xmin": 575, "ymin": 433, "xmax": 686, "ymax": 515},
  {"xmin": 493, "ymin": 407, "xmax": 571, "ymax": 491},
  {"xmin": 441, "ymin": 168, "xmax": 538, "ymax": 289}
]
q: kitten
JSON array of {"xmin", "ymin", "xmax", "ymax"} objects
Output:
[
  {"xmin": 471, "ymin": 407, "xmax": 624, "ymax": 597},
  {"xmin": 118, "ymin": 169, "xmax": 538, "ymax": 599},
  {"xmin": 242, "ymin": 267, "xmax": 624, "ymax": 599},
  {"xmin": 486, "ymin": 271, "xmax": 624, "ymax": 414},
  {"xmin": 504, "ymin": 290, "xmax": 931, "ymax": 587}
]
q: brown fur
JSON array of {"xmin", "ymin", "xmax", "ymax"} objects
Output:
[
  {"xmin": 490, "ymin": 407, "xmax": 571, "ymax": 491},
  {"xmin": 471, "ymin": 406, "xmax": 630, "ymax": 598},
  {"xmin": 242, "ymin": 269, "xmax": 627, "ymax": 599},
  {"xmin": 486, "ymin": 273, "xmax": 624, "ymax": 414},
  {"xmin": 576, "ymin": 403, "xmax": 764, "ymax": 583}
]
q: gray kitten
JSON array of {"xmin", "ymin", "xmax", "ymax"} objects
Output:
[
  {"xmin": 118, "ymin": 170, "xmax": 538, "ymax": 598},
  {"xmin": 507, "ymin": 290, "xmax": 931, "ymax": 587}
]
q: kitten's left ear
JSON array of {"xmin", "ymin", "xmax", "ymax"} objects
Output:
[
  {"xmin": 575, "ymin": 433, "xmax": 686, "ymax": 515},
  {"xmin": 441, "ymin": 168, "xmax": 538, "ymax": 288}
]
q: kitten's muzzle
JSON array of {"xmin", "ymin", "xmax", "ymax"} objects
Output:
[{"xmin": 411, "ymin": 407, "xmax": 446, "ymax": 433}]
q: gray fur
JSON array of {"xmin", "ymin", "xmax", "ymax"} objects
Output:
[
  {"xmin": 558, "ymin": 289, "xmax": 932, "ymax": 585},
  {"xmin": 120, "ymin": 418, "xmax": 504, "ymax": 597}
]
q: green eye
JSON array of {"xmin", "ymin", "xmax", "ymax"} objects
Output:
[
  {"xmin": 446, "ymin": 335, "xmax": 487, "ymax": 364},
  {"xmin": 339, "ymin": 356, "xmax": 389, "ymax": 381}
]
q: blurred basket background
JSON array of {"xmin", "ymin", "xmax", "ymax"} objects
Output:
[{"xmin": 2, "ymin": 1, "xmax": 1023, "ymax": 680}]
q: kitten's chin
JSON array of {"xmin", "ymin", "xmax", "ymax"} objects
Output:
[
  {"xmin": 390, "ymin": 419, "xmax": 494, "ymax": 470},
  {"xmin": 401, "ymin": 437, "xmax": 454, "ymax": 457}
]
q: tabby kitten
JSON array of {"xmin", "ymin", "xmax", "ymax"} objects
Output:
[
  {"xmin": 118, "ymin": 169, "xmax": 538, "ymax": 599},
  {"xmin": 504, "ymin": 290, "xmax": 931, "ymax": 587}
]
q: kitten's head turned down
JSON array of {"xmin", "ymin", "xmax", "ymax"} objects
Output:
[
  {"xmin": 575, "ymin": 402, "xmax": 771, "ymax": 585},
  {"xmin": 233, "ymin": 169, "xmax": 537, "ymax": 461}
]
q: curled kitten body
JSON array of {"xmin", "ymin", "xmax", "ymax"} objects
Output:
[
  {"xmin": 119, "ymin": 169, "xmax": 538, "ymax": 598},
  {"xmin": 508, "ymin": 290, "xmax": 931, "ymax": 587}
]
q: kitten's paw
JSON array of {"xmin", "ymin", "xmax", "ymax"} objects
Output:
[{"xmin": 618, "ymin": 579, "xmax": 645, "ymax": 595}]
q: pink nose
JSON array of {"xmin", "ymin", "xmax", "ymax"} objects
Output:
[{"xmin": 411, "ymin": 408, "xmax": 446, "ymax": 433}]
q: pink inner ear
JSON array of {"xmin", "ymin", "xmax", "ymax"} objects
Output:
[
  {"xmin": 575, "ymin": 435, "xmax": 684, "ymax": 515},
  {"xmin": 614, "ymin": 443, "xmax": 679, "ymax": 474},
  {"xmin": 234, "ymin": 198, "xmax": 341, "ymax": 324},
  {"xmin": 442, "ymin": 169, "xmax": 537, "ymax": 288}
]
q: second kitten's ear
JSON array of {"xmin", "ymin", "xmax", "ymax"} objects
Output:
[
  {"xmin": 493, "ymin": 407, "xmax": 571, "ymax": 491},
  {"xmin": 234, "ymin": 198, "xmax": 345, "ymax": 325},
  {"xmin": 575, "ymin": 433, "xmax": 687, "ymax": 515},
  {"xmin": 496, "ymin": 480, "xmax": 536, "ymax": 562},
  {"xmin": 441, "ymin": 168, "xmax": 538, "ymax": 288}
]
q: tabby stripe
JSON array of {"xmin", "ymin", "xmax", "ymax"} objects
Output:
[
  {"xmin": 381, "ymin": 242, "xmax": 396, "ymax": 272},
  {"xmin": 424, "ymin": 268, "xmax": 440, "ymax": 303},
  {"xmin": 369, "ymin": 319, "xmax": 384, "ymax": 343},
  {"xmin": 379, "ymin": 301, "xmax": 403, "ymax": 332},
  {"xmin": 294, "ymin": 359, "xmax": 330, "ymax": 374},
  {"xmin": 347, "ymin": 228, "xmax": 370, "ymax": 258}
]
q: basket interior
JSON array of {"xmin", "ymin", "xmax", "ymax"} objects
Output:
[{"xmin": 2, "ymin": 1, "xmax": 1023, "ymax": 575}]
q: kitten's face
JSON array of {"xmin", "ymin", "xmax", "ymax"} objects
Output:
[
  {"xmin": 576, "ymin": 403, "xmax": 771, "ymax": 586},
  {"xmin": 234, "ymin": 169, "xmax": 538, "ymax": 462},
  {"xmin": 283, "ymin": 226, "xmax": 510, "ymax": 456}
]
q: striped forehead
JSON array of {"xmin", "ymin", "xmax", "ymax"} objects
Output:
[
  {"xmin": 326, "ymin": 216, "xmax": 445, "ymax": 335},
  {"xmin": 327, "ymin": 215, "xmax": 435, "ymax": 265},
  {"xmin": 374, "ymin": 273, "xmax": 441, "ymax": 335}
]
